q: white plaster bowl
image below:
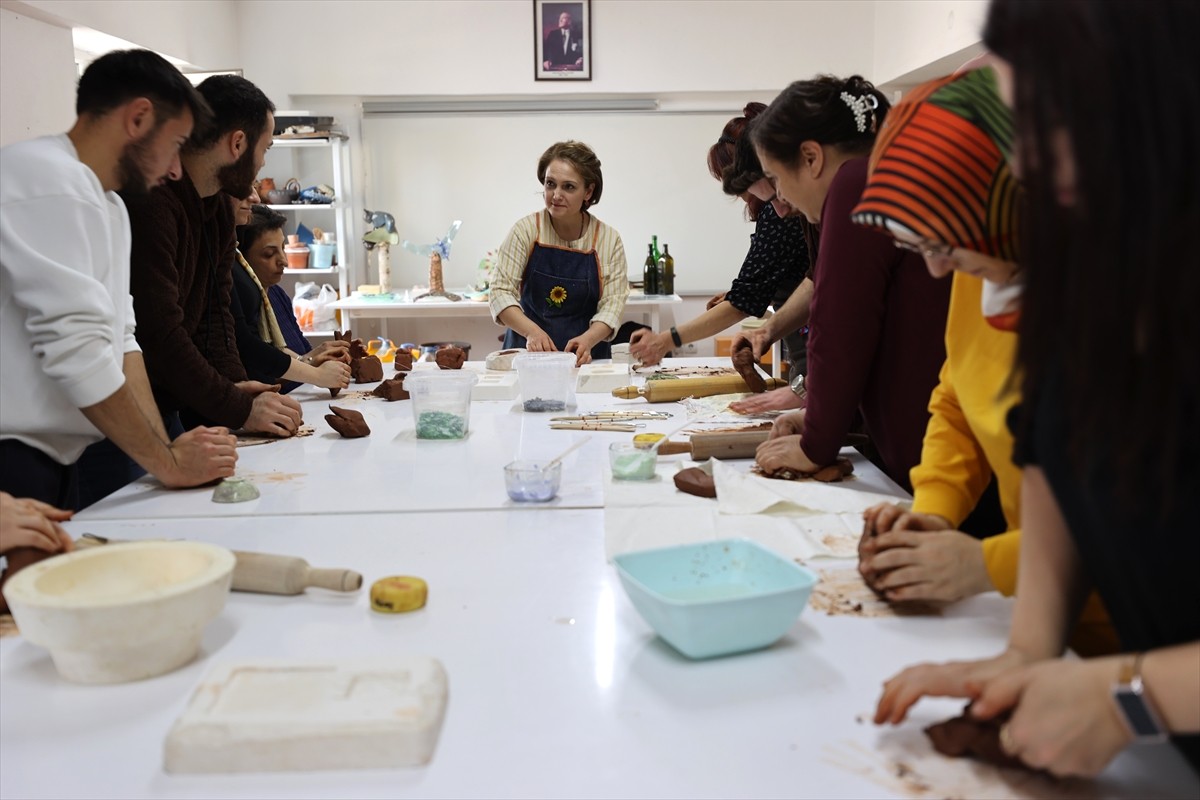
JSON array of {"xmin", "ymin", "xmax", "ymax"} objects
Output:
[{"xmin": 2, "ymin": 541, "xmax": 235, "ymax": 684}]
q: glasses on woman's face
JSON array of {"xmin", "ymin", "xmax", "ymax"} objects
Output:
[{"xmin": 893, "ymin": 239, "xmax": 955, "ymax": 259}]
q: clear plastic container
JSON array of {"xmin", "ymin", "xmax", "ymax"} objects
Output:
[
  {"xmin": 609, "ymin": 442, "xmax": 657, "ymax": 480},
  {"xmin": 404, "ymin": 372, "xmax": 478, "ymax": 440},
  {"xmin": 503, "ymin": 460, "xmax": 562, "ymax": 502},
  {"xmin": 513, "ymin": 353, "xmax": 575, "ymax": 412}
]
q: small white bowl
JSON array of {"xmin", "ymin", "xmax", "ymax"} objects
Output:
[{"xmin": 2, "ymin": 541, "xmax": 235, "ymax": 684}]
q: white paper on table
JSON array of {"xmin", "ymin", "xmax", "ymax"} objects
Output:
[
  {"xmin": 603, "ymin": 459, "xmax": 909, "ymax": 563},
  {"xmin": 711, "ymin": 459, "xmax": 908, "ymax": 515}
]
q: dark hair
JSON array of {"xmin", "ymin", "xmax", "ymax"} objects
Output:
[
  {"xmin": 752, "ymin": 75, "xmax": 890, "ymax": 168},
  {"xmin": 187, "ymin": 75, "xmax": 275, "ymax": 153},
  {"xmin": 984, "ymin": 0, "xmax": 1200, "ymax": 510},
  {"xmin": 706, "ymin": 103, "xmax": 767, "ymax": 220},
  {"xmin": 76, "ymin": 49, "xmax": 212, "ymax": 131},
  {"xmin": 237, "ymin": 204, "xmax": 287, "ymax": 253},
  {"xmin": 537, "ymin": 141, "xmax": 603, "ymax": 208}
]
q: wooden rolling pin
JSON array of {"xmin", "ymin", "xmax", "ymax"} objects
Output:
[
  {"xmin": 655, "ymin": 429, "xmax": 771, "ymax": 460},
  {"xmin": 612, "ymin": 375, "xmax": 786, "ymax": 403},
  {"xmin": 76, "ymin": 535, "xmax": 362, "ymax": 596}
]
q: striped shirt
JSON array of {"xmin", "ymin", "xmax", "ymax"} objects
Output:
[{"xmin": 490, "ymin": 209, "xmax": 629, "ymax": 338}]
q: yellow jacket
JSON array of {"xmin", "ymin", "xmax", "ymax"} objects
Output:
[
  {"xmin": 910, "ymin": 273, "xmax": 1022, "ymax": 594},
  {"xmin": 909, "ymin": 274, "xmax": 1115, "ymax": 655}
]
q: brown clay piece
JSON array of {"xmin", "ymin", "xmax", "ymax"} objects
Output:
[
  {"xmin": 730, "ymin": 339, "xmax": 767, "ymax": 393},
  {"xmin": 394, "ymin": 351, "xmax": 413, "ymax": 372},
  {"xmin": 435, "ymin": 345, "xmax": 466, "ymax": 370},
  {"xmin": 673, "ymin": 467, "xmax": 717, "ymax": 498},
  {"xmin": 372, "ymin": 375, "xmax": 410, "ymax": 401},
  {"xmin": 925, "ymin": 707, "xmax": 1028, "ymax": 770},
  {"xmin": 325, "ymin": 405, "xmax": 371, "ymax": 438},
  {"xmin": 351, "ymin": 355, "xmax": 383, "ymax": 383}
]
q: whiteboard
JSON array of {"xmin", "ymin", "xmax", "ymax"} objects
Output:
[{"xmin": 361, "ymin": 111, "xmax": 757, "ymax": 294}]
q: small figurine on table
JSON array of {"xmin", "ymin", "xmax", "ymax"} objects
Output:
[
  {"xmin": 362, "ymin": 209, "xmax": 399, "ymax": 294},
  {"xmin": 404, "ymin": 220, "xmax": 463, "ymax": 301}
]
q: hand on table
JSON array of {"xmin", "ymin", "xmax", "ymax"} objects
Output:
[
  {"xmin": 968, "ymin": 657, "xmax": 1132, "ymax": 776},
  {"xmin": 564, "ymin": 335, "xmax": 595, "ymax": 366},
  {"xmin": 312, "ymin": 359, "xmax": 351, "ymax": 390},
  {"xmin": 309, "ymin": 340, "xmax": 351, "ymax": 365},
  {"xmin": 161, "ymin": 426, "xmax": 238, "ymax": 487},
  {"xmin": 628, "ymin": 329, "xmax": 670, "ymax": 366},
  {"xmin": 524, "ymin": 329, "xmax": 556, "ymax": 354},
  {"xmin": 239, "ymin": 382, "xmax": 303, "ymax": 437},
  {"xmin": 755, "ymin": 434, "xmax": 820, "ymax": 476},
  {"xmin": 0, "ymin": 492, "xmax": 73, "ymax": 555},
  {"xmin": 858, "ymin": 528, "xmax": 992, "ymax": 602},
  {"xmin": 705, "ymin": 291, "xmax": 727, "ymax": 310},
  {"xmin": 874, "ymin": 648, "xmax": 1033, "ymax": 726},
  {"xmin": 729, "ymin": 386, "xmax": 803, "ymax": 414},
  {"xmin": 769, "ymin": 410, "xmax": 805, "ymax": 439}
]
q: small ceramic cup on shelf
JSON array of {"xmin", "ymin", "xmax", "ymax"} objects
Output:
[{"xmin": 284, "ymin": 234, "xmax": 310, "ymax": 269}]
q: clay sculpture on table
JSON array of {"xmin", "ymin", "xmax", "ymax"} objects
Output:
[
  {"xmin": 325, "ymin": 405, "xmax": 370, "ymax": 438},
  {"xmin": 730, "ymin": 338, "xmax": 767, "ymax": 393},
  {"xmin": 435, "ymin": 345, "xmax": 466, "ymax": 370},
  {"xmin": 394, "ymin": 351, "xmax": 413, "ymax": 372},
  {"xmin": 673, "ymin": 467, "xmax": 717, "ymax": 498},
  {"xmin": 925, "ymin": 707, "xmax": 1029, "ymax": 771},
  {"xmin": 759, "ymin": 456, "xmax": 855, "ymax": 482},
  {"xmin": 352, "ymin": 355, "xmax": 383, "ymax": 384},
  {"xmin": 372, "ymin": 375, "xmax": 410, "ymax": 401}
]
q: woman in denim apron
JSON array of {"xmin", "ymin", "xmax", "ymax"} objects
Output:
[{"xmin": 490, "ymin": 141, "xmax": 629, "ymax": 366}]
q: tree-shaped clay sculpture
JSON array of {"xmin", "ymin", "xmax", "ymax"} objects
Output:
[{"xmin": 404, "ymin": 220, "xmax": 463, "ymax": 301}]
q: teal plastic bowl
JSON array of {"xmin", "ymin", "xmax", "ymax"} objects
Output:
[{"xmin": 613, "ymin": 539, "xmax": 818, "ymax": 659}]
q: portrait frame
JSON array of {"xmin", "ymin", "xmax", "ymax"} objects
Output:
[{"xmin": 534, "ymin": 0, "xmax": 591, "ymax": 81}]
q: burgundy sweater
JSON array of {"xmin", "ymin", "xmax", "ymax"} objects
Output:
[
  {"xmin": 123, "ymin": 170, "xmax": 252, "ymax": 427},
  {"xmin": 801, "ymin": 158, "xmax": 950, "ymax": 491}
]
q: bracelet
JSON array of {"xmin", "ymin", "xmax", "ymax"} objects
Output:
[{"xmin": 669, "ymin": 326, "xmax": 683, "ymax": 347}]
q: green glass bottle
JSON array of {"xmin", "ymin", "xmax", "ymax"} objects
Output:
[
  {"xmin": 651, "ymin": 234, "xmax": 660, "ymax": 265},
  {"xmin": 659, "ymin": 244, "xmax": 675, "ymax": 295},
  {"xmin": 643, "ymin": 244, "xmax": 658, "ymax": 295}
]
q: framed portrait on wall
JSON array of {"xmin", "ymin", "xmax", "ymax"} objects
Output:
[{"xmin": 534, "ymin": 0, "xmax": 591, "ymax": 81}]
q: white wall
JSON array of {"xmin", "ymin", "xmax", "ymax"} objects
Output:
[
  {"xmin": 5, "ymin": 0, "xmax": 239, "ymax": 69},
  {"xmin": 872, "ymin": 0, "xmax": 988, "ymax": 87},
  {"xmin": 236, "ymin": 0, "xmax": 876, "ymax": 106},
  {"xmin": 0, "ymin": 6, "xmax": 75, "ymax": 146}
]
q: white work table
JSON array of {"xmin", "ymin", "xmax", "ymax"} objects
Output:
[
  {"xmin": 4, "ymin": 360, "xmax": 1197, "ymax": 798},
  {"xmin": 4, "ymin": 512, "xmax": 1196, "ymax": 800},
  {"xmin": 333, "ymin": 291, "xmax": 683, "ymax": 332}
]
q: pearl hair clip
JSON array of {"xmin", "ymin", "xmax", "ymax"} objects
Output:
[{"xmin": 841, "ymin": 92, "xmax": 879, "ymax": 133}]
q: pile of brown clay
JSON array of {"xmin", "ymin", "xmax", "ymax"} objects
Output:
[
  {"xmin": 352, "ymin": 355, "xmax": 383, "ymax": 383},
  {"xmin": 673, "ymin": 467, "xmax": 717, "ymax": 498},
  {"xmin": 325, "ymin": 405, "xmax": 370, "ymax": 438},
  {"xmin": 760, "ymin": 457, "xmax": 855, "ymax": 482},
  {"xmin": 730, "ymin": 339, "xmax": 767, "ymax": 393},
  {"xmin": 394, "ymin": 351, "xmax": 413, "ymax": 372},
  {"xmin": 925, "ymin": 708, "xmax": 1028, "ymax": 770},
  {"xmin": 435, "ymin": 345, "xmax": 466, "ymax": 370},
  {"xmin": 372, "ymin": 375, "xmax": 410, "ymax": 401}
]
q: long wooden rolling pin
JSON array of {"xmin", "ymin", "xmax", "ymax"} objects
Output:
[
  {"xmin": 655, "ymin": 429, "xmax": 772, "ymax": 460},
  {"xmin": 612, "ymin": 375, "xmax": 786, "ymax": 403},
  {"xmin": 76, "ymin": 535, "xmax": 362, "ymax": 596}
]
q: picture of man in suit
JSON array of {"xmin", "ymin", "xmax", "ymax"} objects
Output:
[{"xmin": 542, "ymin": 9, "xmax": 583, "ymax": 70}]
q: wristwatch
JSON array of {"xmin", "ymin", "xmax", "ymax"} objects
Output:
[
  {"xmin": 789, "ymin": 371, "xmax": 806, "ymax": 397},
  {"xmin": 1112, "ymin": 653, "xmax": 1168, "ymax": 742}
]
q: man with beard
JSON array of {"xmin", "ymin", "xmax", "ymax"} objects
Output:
[
  {"xmin": 0, "ymin": 49, "xmax": 238, "ymax": 515},
  {"xmin": 123, "ymin": 74, "xmax": 302, "ymax": 459}
]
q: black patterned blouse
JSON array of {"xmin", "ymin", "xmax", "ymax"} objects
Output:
[{"xmin": 724, "ymin": 201, "xmax": 810, "ymax": 318}]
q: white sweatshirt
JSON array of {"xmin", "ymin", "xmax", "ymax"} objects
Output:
[{"xmin": 0, "ymin": 134, "xmax": 138, "ymax": 465}]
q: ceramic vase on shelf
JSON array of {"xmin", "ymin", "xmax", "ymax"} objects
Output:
[{"xmin": 284, "ymin": 234, "xmax": 310, "ymax": 269}]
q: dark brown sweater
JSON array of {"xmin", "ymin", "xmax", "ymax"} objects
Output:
[
  {"xmin": 123, "ymin": 169, "xmax": 252, "ymax": 427},
  {"xmin": 801, "ymin": 158, "xmax": 951, "ymax": 491}
]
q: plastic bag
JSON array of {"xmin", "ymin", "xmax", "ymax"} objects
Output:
[
  {"xmin": 292, "ymin": 281, "xmax": 320, "ymax": 331},
  {"xmin": 312, "ymin": 283, "xmax": 339, "ymax": 330}
]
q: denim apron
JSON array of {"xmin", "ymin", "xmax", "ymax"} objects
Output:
[{"xmin": 503, "ymin": 214, "xmax": 611, "ymax": 359}]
